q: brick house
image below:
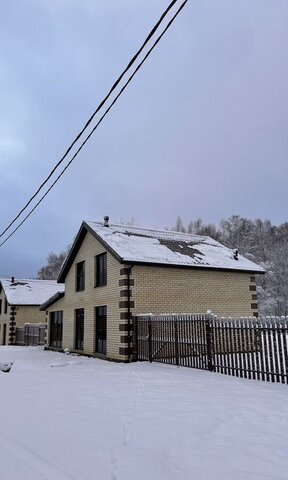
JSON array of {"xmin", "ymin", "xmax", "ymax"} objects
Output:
[
  {"xmin": 0, "ymin": 278, "xmax": 64, "ymax": 345},
  {"xmin": 40, "ymin": 218, "xmax": 264, "ymax": 361}
]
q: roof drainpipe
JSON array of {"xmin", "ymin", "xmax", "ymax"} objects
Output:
[{"xmin": 127, "ymin": 266, "xmax": 133, "ymax": 362}]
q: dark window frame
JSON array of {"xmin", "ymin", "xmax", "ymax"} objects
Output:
[
  {"xmin": 49, "ymin": 311, "xmax": 63, "ymax": 348},
  {"xmin": 95, "ymin": 305, "xmax": 107, "ymax": 355},
  {"xmin": 4, "ymin": 298, "xmax": 8, "ymax": 314},
  {"xmin": 76, "ymin": 261, "xmax": 85, "ymax": 292},
  {"xmin": 0, "ymin": 299, "xmax": 2, "ymax": 315},
  {"xmin": 95, "ymin": 253, "xmax": 107, "ymax": 287},
  {"xmin": 75, "ymin": 308, "xmax": 84, "ymax": 351}
]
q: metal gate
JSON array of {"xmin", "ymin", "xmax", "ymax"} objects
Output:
[{"xmin": 134, "ymin": 314, "xmax": 211, "ymax": 370}]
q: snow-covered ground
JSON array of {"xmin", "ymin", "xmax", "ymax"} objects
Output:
[{"xmin": 0, "ymin": 347, "xmax": 287, "ymax": 480}]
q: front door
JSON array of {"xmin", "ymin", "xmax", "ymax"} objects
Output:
[
  {"xmin": 95, "ymin": 306, "xmax": 107, "ymax": 355},
  {"xmin": 75, "ymin": 309, "xmax": 84, "ymax": 350}
]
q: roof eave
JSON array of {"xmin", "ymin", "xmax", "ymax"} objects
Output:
[
  {"xmin": 39, "ymin": 291, "xmax": 65, "ymax": 311},
  {"xmin": 125, "ymin": 259, "xmax": 265, "ymax": 274}
]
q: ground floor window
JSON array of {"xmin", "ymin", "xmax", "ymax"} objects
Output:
[
  {"xmin": 50, "ymin": 311, "xmax": 63, "ymax": 348},
  {"xmin": 95, "ymin": 306, "xmax": 107, "ymax": 355},
  {"xmin": 75, "ymin": 308, "xmax": 84, "ymax": 351},
  {"xmin": 2, "ymin": 323, "xmax": 6, "ymax": 345}
]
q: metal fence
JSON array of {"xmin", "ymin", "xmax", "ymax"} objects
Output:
[
  {"xmin": 15, "ymin": 323, "xmax": 46, "ymax": 346},
  {"xmin": 134, "ymin": 314, "xmax": 288, "ymax": 384}
]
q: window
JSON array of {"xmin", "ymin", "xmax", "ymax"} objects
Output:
[
  {"xmin": 0, "ymin": 299, "xmax": 2, "ymax": 315},
  {"xmin": 76, "ymin": 261, "xmax": 85, "ymax": 291},
  {"xmin": 95, "ymin": 306, "xmax": 107, "ymax": 355},
  {"xmin": 50, "ymin": 311, "xmax": 63, "ymax": 348},
  {"xmin": 75, "ymin": 308, "xmax": 84, "ymax": 350},
  {"xmin": 95, "ymin": 253, "xmax": 107, "ymax": 287},
  {"xmin": 4, "ymin": 298, "xmax": 8, "ymax": 314}
]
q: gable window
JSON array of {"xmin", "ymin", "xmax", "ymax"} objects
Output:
[
  {"xmin": 4, "ymin": 298, "xmax": 8, "ymax": 314},
  {"xmin": 76, "ymin": 261, "xmax": 85, "ymax": 291},
  {"xmin": 50, "ymin": 311, "xmax": 63, "ymax": 348},
  {"xmin": 95, "ymin": 253, "xmax": 107, "ymax": 287}
]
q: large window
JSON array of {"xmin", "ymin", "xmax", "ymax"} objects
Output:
[
  {"xmin": 50, "ymin": 311, "xmax": 63, "ymax": 348},
  {"xmin": 95, "ymin": 253, "xmax": 107, "ymax": 287},
  {"xmin": 0, "ymin": 299, "xmax": 2, "ymax": 315},
  {"xmin": 76, "ymin": 261, "xmax": 85, "ymax": 291},
  {"xmin": 95, "ymin": 306, "xmax": 107, "ymax": 355},
  {"xmin": 75, "ymin": 308, "xmax": 84, "ymax": 351},
  {"xmin": 4, "ymin": 298, "xmax": 8, "ymax": 314}
]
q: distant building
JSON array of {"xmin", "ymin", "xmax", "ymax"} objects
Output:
[
  {"xmin": 40, "ymin": 218, "xmax": 264, "ymax": 361},
  {"xmin": 0, "ymin": 278, "xmax": 64, "ymax": 345}
]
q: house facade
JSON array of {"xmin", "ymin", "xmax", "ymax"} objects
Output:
[
  {"xmin": 0, "ymin": 278, "xmax": 64, "ymax": 345},
  {"xmin": 41, "ymin": 218, "xmax": 264, "ymax": 361}
]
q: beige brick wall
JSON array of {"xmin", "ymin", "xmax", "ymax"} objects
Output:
[
  {"xmin": 45, "ymin": 231, "xmax": 258, "ymax": 362},
  {"xmin": 46, "ymin": 231, "xmax": 123, "ymax": 360},
  {"xmin": 132, "ymin": 266, "xmax": 256, "ymax": 317},
  {"xmin": 15, "ymin": 306, "xmax": 46, "ymax": 327}
]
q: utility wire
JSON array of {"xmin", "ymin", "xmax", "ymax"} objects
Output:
[
  {"xmin": 0, "ymin": 0, "xmax": 179, "ymax": 239},
  {"xmin": 0, "ymin": 0, "xmax": 188, "ymax": 247}
]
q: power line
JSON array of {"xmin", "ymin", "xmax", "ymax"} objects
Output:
[
  {"xmin": 0, "ymin": 0, "xmax": 188, "ymax": 247},
  {"xmin": 0, "ymin": 0, "xmax": 179, "ymax": 239}
]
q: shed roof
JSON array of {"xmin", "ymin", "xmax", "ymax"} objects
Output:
[{"xmin": 0, "ymin": 278, "xmax": 65, "ymax": 306}]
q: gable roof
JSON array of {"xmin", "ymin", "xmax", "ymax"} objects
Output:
[
  {"xmin": 58, "ymin": 220, "xmax": 265, "ymax": 282},
  {"xmin": 0, "ymin": 278, "xmax": 65, "ymax": 306}
]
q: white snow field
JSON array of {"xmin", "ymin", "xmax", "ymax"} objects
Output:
[{"xmin": 0, "ymin": 347, "xmax": 287, "ymax": 480}]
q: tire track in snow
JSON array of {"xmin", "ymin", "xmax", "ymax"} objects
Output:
[
  {"xmin": 110, "ymin": 366, "xmax": 144, "ymax": 480},
  {"xmin": 0, "ymin": 437, "xmax": 77, "ymax": 480}
]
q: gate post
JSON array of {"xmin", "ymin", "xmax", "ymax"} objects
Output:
[
  {"xmin": 174, "ymin": 318, "xmax": 179, "ymax": 366},
  {"xmin": 206, "ymin": 314, "xmax": 214, "ymax": 372},
  {"xmin": 134, "ymin": 316, "xmax": 138, "ymax": 362},
  {"xmin": 148, "ymin": 319, "xmax": 152, "ymax": 363}
]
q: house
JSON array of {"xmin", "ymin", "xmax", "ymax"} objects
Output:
[
  {"xmin": 0, "ymin": 278, "xmax": 64, "ymax": 345},
  {"xmin": 40, "ymin": 217, "xmax": 265, "ymax": 362}
]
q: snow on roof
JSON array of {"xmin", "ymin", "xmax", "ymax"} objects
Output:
[
  {"xmin": 86, "ymin": 221, "xmax": 265, "ymax": 273},
  {"xmin": 0, "ymin": 278, "xmax": 65, "ymax": 306}
]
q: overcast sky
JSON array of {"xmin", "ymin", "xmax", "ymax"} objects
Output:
[{"xmin": 0, "ymin": 0, "xmax": 287, "ymax": 278}]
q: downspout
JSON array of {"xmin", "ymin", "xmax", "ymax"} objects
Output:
[{"xmin": 127, "ymin": 266, "xmax": 133, "ymax": 362}]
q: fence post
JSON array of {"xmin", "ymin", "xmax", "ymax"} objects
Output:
[
  {"xmin": 174, "ymin": 318, "xmax": 179, "ymax": 366},
  {"xmin": 148, "ymin": 319, "xmax": 152, "ymax": 363},
  {"xmin": 206, "ymin": 313, "xmax": 214, "ymax": 372},
  {"xmin": 134, "ymin": 316, "xmax": 138, "ymax": 362}
]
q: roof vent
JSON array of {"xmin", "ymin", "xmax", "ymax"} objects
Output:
[
  {"xmin": 104, "ymin": 216, "xmax": 109, "ymax": 227},
  {"xmin": 11, "ymin": 276, "xmax": 15, "ymax": 284},
  {"xmin": 233, "ymin": 249, "xmax": 239, "ymax": 261}
]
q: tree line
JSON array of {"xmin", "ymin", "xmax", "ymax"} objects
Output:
[{"xmin": 172, "ymin": 215, "xmax": 288, "ymax": 316}]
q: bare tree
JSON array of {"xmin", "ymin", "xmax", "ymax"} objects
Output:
[{"xmin": 37, "ymin": 249, "xmax": 69, "ymax": 280}]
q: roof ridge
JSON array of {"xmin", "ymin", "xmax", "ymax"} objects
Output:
[{"xmin": 85, "ymin": 221, "xmax": 208, "ymax": 240}]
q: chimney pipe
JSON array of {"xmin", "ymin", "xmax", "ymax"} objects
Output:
[
  {"xmin": 104, "ymin": 216, "xmax": 109, "ymax": 227},
  {"xmin": 11, "ymin": 276, "xmax": 15, "ymax": 283}
]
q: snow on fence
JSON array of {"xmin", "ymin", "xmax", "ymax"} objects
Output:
[
  {"xmin": 134, "ymin": 314, "xmax": 288, "ymax": 384},
  {"xmin": 15, "ymin": 323, "xmax": 46, "ymax": 346}
]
